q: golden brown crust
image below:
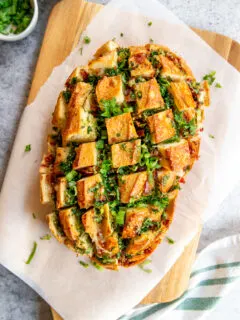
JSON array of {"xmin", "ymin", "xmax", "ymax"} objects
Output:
[
  {"xmin": 135, "ymin": 78, "xmax": 164, "ymax": 114},
  {"xmin": 40, "ymin": 40, "xmax": 209, "ymax": 269},
  {"xmin": 111, "ymin": 139, "xmax": 141, "ymax": 168},
  {"xmin": 147, "ymin": 109, "xmax": 176, "ymax": 144},
  {"xmin": 168, "ymin": 81, "xmax": 196, "ymax": 111},
  {"xmin": 96, "ymin": 75, "xmax": 124, "ymax": 106},
  {"xmin": 105, "ymin": 112, "xmax": 138, "ymax": 145}
]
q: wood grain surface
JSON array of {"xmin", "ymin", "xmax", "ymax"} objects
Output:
[{"xmin": 26, "ymin": 0, "xmax": 240, "ymax": 318}]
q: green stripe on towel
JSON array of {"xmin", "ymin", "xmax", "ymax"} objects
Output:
[
  {"xmin": 198, "ymin": 276, "xmax": 239, "ymax": 286},
  {"xmin": 191, "ymin": 261, "xmax": 240, "ymax": 278},
  {"xmin": 176, "ymin": 297, "xmax": 220, "ymax": 310}
]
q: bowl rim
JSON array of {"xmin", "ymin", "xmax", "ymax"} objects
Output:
[{"xmin": 0, "ymin": 0, "xmax": 39, "ymax": 42}]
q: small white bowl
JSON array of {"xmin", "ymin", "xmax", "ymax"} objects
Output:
[{"xmin": 0, "ymin": 0, "xmax": 38, "ymax": 42}]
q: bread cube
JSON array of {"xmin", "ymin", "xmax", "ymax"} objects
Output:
[
  {"xmin": 125, "ymin": 230, "xmax": 157, "ymax": 255},
  {"xmin": 188, "ymin": 135, "xmax": 201, "ymax": 167},
  {"xmin": 156, "ymin": 170, "xmax": 176, "ymax": 193},
  {"xmin": 40, "ymin": 174, "xmax": 54, "ymax": 204},
  {"xmin": 147, "ymin": 109, "xmax": 176, "ymax": 144},
  {"xmin": 73, "ymin": 142, "xmax": 97, "ymax": 170},
  {"xmin": 77, "ymin": 174, "xmax": 105, "ymax": 209},
  {"xmin": 59, "ymin": 207, "xmax": 81, "ymax": 241},
  {"xmin": 168, "ymin": 81, "xmax": 196, "ymax": 111},
  {"xmin": 198, "ymin": 80, "xmax": 210, "ymax": 107},
  {"xmin": 62, "ymin": 83, "xmax": 97, "ymax": 145},
  {"xmin": 96, "ymin": 75, "xmax": 124, "ymax": 106},
  {"xmin": 135, "ymin": 78, "xmax": 164, "ymax": 114},
  {"xmin": 82, "ymin": 204, "xmax": 119, "ymax": 257},
  {"xmin": 111, "ymin": 139, "xmax": 141, "ymax": 168},
  {"xmin": 106, "ymin": 112, "xmax": 138, "ymax": 144},
  {"xmin": 129, "ymin": 46, "xmax": 155, "ymax": 78},
  {"xmin": 52, "ymin": 92, "xmax": 67, "ymax": 129},
  {"xmin": 122, "ymin": 206, "xmax": 162, "ymax": 239},
  {"xmin": 155, "ymin": 51, "xmax": 194, "ymax": 81},
  {"xmin": 39, "ymin": 153, "xmax": 54, "ymax": 174},
  {"xmin": 93, "ymin": 40, "xmax": 119, "ymax": 58},
  {"xmin": 53, "ymin": 147, "xmax": 71, "ymax": 175},
  {"xmin": 157, "ymin": 139, "xmax": 191, "ymax": 173},
  {"xmin": 65, "ymin": 66, "xmax": 89, "ymax": 87},
  {"xmin": 88, "ymin": 50, "xmax": 118, "ymax": 74},
  {"xmin": 46, "ymin": 212, "xmax": 66, "ymax": 244},
  {"xmin": 119, "ymin": 171, "xmax": 153, "ymax": 203},
  {"xmin": 56, "ymin": 177, "xmax": 77, "ymax": 209}
]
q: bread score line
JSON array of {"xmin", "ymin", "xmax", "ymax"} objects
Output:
[{"xmin": 39, "ymin": 40, "xmax": 210, "ymax": 270}]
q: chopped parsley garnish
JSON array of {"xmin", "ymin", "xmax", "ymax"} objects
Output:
[
  {"xmin": 120, "ymin": 32, "xmax": 124, "ymax": 37},
  {"xmin": 174, "ymin": 111, "xmax": 196, "ymax": 137},
  {"xmin": 138, "ymin": 259, "xmax": 152, "ymax": 273},
  {"xmin": 65, "ymin": 170, "xmax": 79, "ymax": 182},
  {"xmin": 59, "ymin": 148, "xmax": 76, "ymax": 174},
  {"xmin": 149, "ymin": 38, "xmax": 154, "ymax": 43},
  {"xmin": 70, "ymin": 77, "xmax": 79, "ymax": 85},
  {"xmin": 87, "ymin": 126, "xmax": 93, "ymax": 134},
  {"xmin": 209, "ymin": 134, "xmax": 215, "ymax": 139},
  {"xmin": 140, "ymin": 218, "xmax": 160, "ymax": 234},
  {"xmin": 25, "ymin": 241, "xmax": 37, "ymax": 264},
  {"xmin": 79, "ymin": 260, "xmax": 89, "ymax": 268},
  {"xmin": 79, "ymin": 47, "xmax": 83, "ymax": 55},
  {"xmin": 91, "ymin": 261, "xmax": 103, "ymax": 270},
  {"xmin": 203, "ymin": 71, "xmax": 216, "ymax": 85},
  {"xmin": 40, "ymin": 234, "xmax": 51, "ymax": 240},
  {"xmin": 136, "ymin": 91, "xmax": 142, "ymax": 99},
  {"xmin": 148, "ymin": 21, "xmax": 152, "ymax": 27},
  {"xmin": 166, "ymin": 237, "xmax": 175, "ymax": 244},
  {"xmin": 83, "ymin": 36, "xmax": 91, "ymax": 44},
  {"xmin": 215, "ymin": 82, "xmax": 222, "ymax": 88},
  {"xmin": 32, "ymin": 213, "xmax": 36, "ymax": 219},
  {"xmin": 0, "ymin": 0, "xmax": 33, "ymax": 35},
  {"xmin": 115, "ymin": 209, "xmax": 125, "ymax": 226},
  {"xmin": 96, "ymin": 140, "xmax": 105, "ymax": 150},
  {"xmin": 62, "ymin": 90, "xmax": 71, "ymax": 104},
  {"xmin": 25, "ymin": 144, "xmax": 31, "ymax": 152},
  {"xmin": 101, "ymin": 98, "xmax": 123, "ymax": 118}
]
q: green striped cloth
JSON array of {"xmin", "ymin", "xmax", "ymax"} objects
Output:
[{"xmin": 120, "ymin": 234, "xmax": 240, "ymax": 320}]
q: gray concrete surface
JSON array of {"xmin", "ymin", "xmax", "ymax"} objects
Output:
[{"xmin": 0, "ymin": 0, "xmax": 240, "ymax": 319}]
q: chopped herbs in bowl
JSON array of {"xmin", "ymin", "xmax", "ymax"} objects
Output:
[{"xmin": 0, "ymin": 0, "xmax": 38, "ymax": 41}]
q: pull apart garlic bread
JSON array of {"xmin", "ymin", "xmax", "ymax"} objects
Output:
[{"xmin": 39, "ymin": 41, "xmax": 210, "ymax": 270}]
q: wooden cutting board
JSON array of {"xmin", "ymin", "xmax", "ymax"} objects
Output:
[{"xmin": 27, "ymin": 0, "xmax": 240, "ymax": 318}]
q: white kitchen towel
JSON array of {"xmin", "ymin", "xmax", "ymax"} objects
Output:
[{"xmin": 121, "ymin": 234, "xmax": 240, "ymax": 320}]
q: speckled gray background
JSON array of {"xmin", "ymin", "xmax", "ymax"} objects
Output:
[{"xmin": 0, "ymin": 1, "xmax": 240, "ymax": 319}]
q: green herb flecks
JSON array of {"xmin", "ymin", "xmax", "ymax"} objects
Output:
[
  {"xmin": 83, "ymin": 36, "xmax": 91, "ymax": 44},
  {"xmin": 166, "ymin": 237, "xmax": 175, "ymax": 244},
  {"xmin": 209, "ymin": 134, "xmax": 215, "ymax": 139},
  {"xmin": 0, "ymin": 0, "xmax": 33, "ymax": 35},
  {"xmin": 59, "ymin": 148, "xmax": 76, "ymax": 175},
  {"xmin": 32, "ymin": 213, "xmax": 36, "ymax": 219},
  {"xmin": 203, "ymin": 71, "xmax": 216, "ymax": 85},
  {"xmin": 157, "ymin": 77, "xmax": 175, "ymax": 110},
  {"xmin": 25, "ymin": 144, "xmax": 31, "ymax": 152},
  {"xmin": 79, "ymin": 260, "xmax": 89, "ymax": 268},
  {"xmin": 148, "ymin": 22, "xmax": 152, "ymax": 26},
  {"xmin": 215, "ymin": 82, "xmax": 222, "ymax": 88},
  {"xmin": 174, "ymin": 110, "xmax": 197, "ymax": 137},
  {"xmin": 100, "ymin": 98, "xmax": 123, "ymax": 118},
  {"xmin": 25, "ymin": 241, "xmax": 37, "ymax": 264},
  {"xmin": 120, "ymin": 32, "xmax": 124, "ymax": 37},
  {"xmin": 140, "ymin": 218, "xmax": 161, "ymax": 234},
  {"xmin": 40, "ymin": 234, "xmax": 51, "ymax": 240},
  {"xmin": 62, "ymin": 90, "xmax": 71, "ymax": 104},
  {"xmin": 138, "ymin": 259, "xmax": 152, "ymax": 273},
  {"xmin": 91, "ymin": 261, "xmax": 103, "ymax": 270}
]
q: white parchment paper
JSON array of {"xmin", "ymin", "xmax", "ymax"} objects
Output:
[{"xmin": 1, "ymin": 0, "xmax": 240, "ymax": 319}]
